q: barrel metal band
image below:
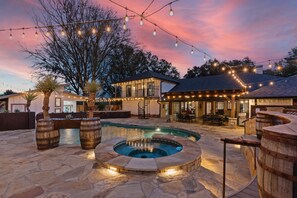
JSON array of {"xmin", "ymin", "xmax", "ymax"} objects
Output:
[
  {"xmin": 257, "ymin": 182, "xmax": 276, "ymax": 198},
  {"xmin": 257, "ymin": 159, "xmax": 297, "ymax": 183},
  {"xmin": 262, "ymin": 132, "xmax": 297, "ymax": 146},
  {"xmin": 260, "ymin": 146, "xmax": 297, "ymax": 163}
]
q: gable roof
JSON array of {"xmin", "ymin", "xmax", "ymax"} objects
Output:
[
  {"xmin": 244, "ymin": 74, "xmax": 297, "ymax": 98},
  {"xmin": 169, "ymin": 74, "xmax": 242, "ymax": 93},
  {"xmin": 168, "ymin": 73, "xmax": 284, "ymax": 93},
  {"xmin": 0, "ymin": 93, "xmax": 22, "ymax": 100},
  {"xmin": 113, "ymin": 71, "xmax": 180, "ymax": 84}
]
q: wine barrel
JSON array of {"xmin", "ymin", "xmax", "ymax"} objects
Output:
[
  {"xmin": 79, "ymin": 118, "xmax": 101, "ymax": 150},
  {"xmin": 257, "ymin": 131, "xmax": 297, "ymax": 198},
  {"xmin": 36, "ymin": 119, "xmax": 60, "ymax": 150},
  {"xmin": 256, "ymin": 113, "xmax": 271, "ymax": 139}
]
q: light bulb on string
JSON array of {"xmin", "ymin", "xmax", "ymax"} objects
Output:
[
  {"xmin": 21, "ymin": 28, "xmax": 25, "ymax": 38},
  {"xmin": 123, "ymin": 21, "xmax": 127, "ymax": 30},
  {"xmin": 175, "ymin": 36, "xmax": 178, "ymax": 47},
  {"xmin": 153, "ymin": 24, "xmax": 157, "ymax": 36},
  {"xmin": 140, "ymin": 17, "xmax": 144, "ymax": 26},
  {"xmin": 77, "ymin": 29, "xmax": 82, "ymax": 36},
  {"xmin": 9, "ymin": 29, "xmax": 12, "ymax": 39},
  {"xmin": 268, "ymin": 60, "xmax": 272, "ymax": 68},
  {"xmin": 106, "ymin": 26, "xmax": 111, "ymax": 32},
  {"xmin": 46, "ymin": 29, "xmax": 50, "ymax": 37},
  {"xmin": 169, "ymin": 4, "xmax": 174, "ymax": 16},
  {"xmin": 222, "ymin": 67, "xmax": 226, "ymax": 71},
  {"xmin": 35, "ymin": 27, "xmax": 38, "ymax": 37},
  {"xmin": 203, "ymin": 55, "xmax": 206, "ymax": 62},
  {"xmin": 125, "ymin": 8, "xmax": 129, "ymax": 22},
  {"xmin": 61, "ymin": 29, "xmax": 66, "ymax": 36},
  {"xmin": 91, "ymin": 27, "xmax": 97, "ymax": 34},
  {"xmin": 191, "ymin": 46, "xmax": 194, "ymax": 54}
]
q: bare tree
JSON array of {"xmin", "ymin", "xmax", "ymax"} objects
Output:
[{"xmin": 24, "ymin": 0, "xmax": 131, "ymax": 95}]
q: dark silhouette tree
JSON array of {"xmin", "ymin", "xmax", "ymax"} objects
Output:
[{"xmin": 24, "ymin": 0, "xmax": 131, "ymax": 95}]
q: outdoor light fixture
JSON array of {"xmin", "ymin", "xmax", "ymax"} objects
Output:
[
  {"xmin": 165, "ymin": 168, "xmax": 176, "ymax": 175},
  {"xmin": 61, "ymin": 29, "xmax": 66, "ymax": 36},
  {"xmin": 91, "ymin": 28, "xmax": 97, "ymax": 34},
  {"xmin": 9, "ymin": 29, "xmax": 12, "ymax": 39},
  {"xmin": 140, "ymin": 17, "xmax": 144, "ymax": 26},
  {"xmin": 21, "ymin": 28, "xmax": 25, "ymax": 38},
  {"xmin": 125, "ymin": 8, "xmax": 129, "ymax": 22},
  {"xmin": 123, "ymin": 22, "xmax": 127, "ymax": 30},
  {"xmin": 169, "ymin": 4, "xmax": 174, "ymax": 16},
  {"xmin": 175, "ymin": 36, "xmax": 178, "ymax": 47},
  {"xmin": 77, "ymin": 29, "xmax": 82, "ymax": 36},
  {"xmin": 34, "ymin": 27, "xmax": 38, "ymax": 37},
  {"xmin": 106, "ymin": 26, "xmax": 111, "ymax": 32},
  {"xmin": 153, "ymin": 25, "xmax": 157, "ymax": 36}
]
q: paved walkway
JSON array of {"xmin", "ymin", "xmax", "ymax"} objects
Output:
[{"xmin": 0, "ymin": 118, "xmax": 252, "ymax": 198}]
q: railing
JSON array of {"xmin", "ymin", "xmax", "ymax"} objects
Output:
[{"xmin": 121, "ymin": 86, "xmax": 160, "ymax": 98}]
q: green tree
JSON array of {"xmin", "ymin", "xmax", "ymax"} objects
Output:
[{"xmin": 2, "ymin": 90, "xmax": 16, "ymax": 96}]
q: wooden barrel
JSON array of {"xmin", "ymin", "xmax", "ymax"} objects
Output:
[
  {"xmin": 256, "ymin": 113, "xmax": 271, "ymax": 139},
  {"xmin": 257, "ymin": 131, "xmax": 297, "ymax": 198},
  {"xmin": 36, "ymin": 119, "xmax": 60, "ymax": 150},
  {"xmin": 79, "ymin": 118, "xmax": 101, "ymax": 150}
]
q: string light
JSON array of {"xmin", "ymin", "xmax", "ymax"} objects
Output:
[
  {"xmin": 203, "ymin": 55, "xmax": 206, "ymax": 62},
  {"xmin": 268, "ymin": 60, "xmax": 272, "ymax": 68},
  {"xmin": 140, "ymin": 17, "xmax": 144, "ymax": 26},
  {"xmin": 243, "ymin": 68, "xmax": 248, "ymax": 72},
  {"xmin": 269, "ymin": 81, "xmax": 274, "ymax": 85},
  {"xmin": 9, "ymin": 29, "xmax": 12, "ymax": 39},
  {"xmin": 125, "ymin": 8, "xmax": 129, "ymax": 22},
  {"xmin": 91, "ymin": 27, "xmax": 97, "ymax": 34},
  {"xmin": 21, "ymin": 28, "xmax": 25, "ymax": 38},
  {"xmin": 106, "ymin": 26, "xmax": 111, "ymax": 32},
  {"xmin": 77, "ymin": 29, "xmax": 82, "ymax": 36},
  {"xmin": 222, "ymin": 67, "xmax": 225, "ymax": 71},
  {"xmin": 175, "ymin": 36, "xmax": 178, "ymax": 47},
  {"xmin": 35, "ymin": 27, "xmax": 38, "ymax": 37},
  {"xmin": 61, "ymin": 29, "xmax": 66, "ymax": 36},
  {"xmin": 153, "ymin": 24, "xmax": 157, "ymax": 36},
  {"xmin": 191, "ymin": 46, "xmax": 194, "ymax": 54},
  {"xmin": 123, "ymin": 21, "xmax": 127, "ymax": 30},
  {"xmin": 46, "ymin": 29, "xmax": 51, "ymax": 36},
  {"xmin": 169, "ymin": 3, "xmax": 174, "ymax": 16}
]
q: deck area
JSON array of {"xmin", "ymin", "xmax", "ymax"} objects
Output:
[{"xmin": 229, "ymin": 177, "xmax": 259, "ymax": 198}]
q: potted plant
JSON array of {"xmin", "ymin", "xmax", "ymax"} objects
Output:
[
  {"xmin": 35, "ymin": 75, "xmax": 60, "ymax": 150},
  {"xmin": 80, "ymin": 81, "xmax": 102, "ymax": 150},
  {"xmin": 22, "ymin": 89, "xmax": 38, "ymax": 112}
]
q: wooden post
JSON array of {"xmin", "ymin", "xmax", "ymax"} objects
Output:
[
  {"xmin": 231, "ymin": 95, "xmax": 235, "ymax": 118},
  {"xmin": 212, "ymin": 101, "xmax": 216, "ymax": 114}
]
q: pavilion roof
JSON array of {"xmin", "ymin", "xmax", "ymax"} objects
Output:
[{"xmin": 243, "ymin": 74, "xmax": 297, "ymax": 98}]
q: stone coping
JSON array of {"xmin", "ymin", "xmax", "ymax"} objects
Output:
[
  {"xmin": 258, "ymin": 111, "xmax": 297, "ymax": 139},
  {"xmin": 94, "ymin": 134, "xmax": 201, "ymax": 173}
]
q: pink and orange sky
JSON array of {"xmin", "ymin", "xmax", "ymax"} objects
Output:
[{"xmin": 0, "ymin": 0, "xmax": 297, "ymax": 93}]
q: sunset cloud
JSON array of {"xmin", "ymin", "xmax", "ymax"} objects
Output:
[{"xmin": 0, "ymin": 0, "xmax": 296, "ymax": 91}]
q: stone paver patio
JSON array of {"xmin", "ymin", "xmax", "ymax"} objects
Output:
[{"xmin": 0, "ymin": 118, "xmax": 252, "ymax": 198}]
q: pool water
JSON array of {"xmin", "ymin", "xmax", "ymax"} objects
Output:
[
  {"xmin": 60, "ymin": 122, "xmax": 200, "ymax": 145},
  {"xmin": 114, "ymin": 139, "xmax": 183, "ymax": 158}
]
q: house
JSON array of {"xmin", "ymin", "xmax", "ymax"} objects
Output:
[
  {"xmin": 112, "ymin": 71, "xmax": 179, "ymax": 117},
  {"xmin": 113, "ymin": 71, "xmax": 284, "ymax": 125},
  {"xmin": 243, "ymin": 74, "xmax": 297, "ymax": 117},
  {"xmin": 0, "ymin": 85, "xmax": 86, "ymax": 113}
]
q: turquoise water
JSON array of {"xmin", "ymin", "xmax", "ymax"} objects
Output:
[
  {"xmin": 114, "ymin": 139, "xmax": 183, "ymax": 158},
  {"xmin": 60, "ymin": 122, "xmax": 200, "ymax": 145}
]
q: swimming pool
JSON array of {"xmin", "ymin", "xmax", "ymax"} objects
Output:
[{"xmin": 60, "ymin": 122, "xmax": 200, "ymax": 145}]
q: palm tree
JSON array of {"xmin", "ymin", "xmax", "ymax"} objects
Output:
[
  {"xmin": 22, "ymin": 90, "xmax": 38, "ymax": 112},
  {"xmin": 84, "ymin": 81, "xmax": 101, "ymax": 118},
  {"xmin": 35, "ymin": 76, "xmax": 60, "ymax": 119}
]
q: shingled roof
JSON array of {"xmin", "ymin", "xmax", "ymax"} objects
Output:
[
  {"xmin": 244, "ymin": 74, "xmax": 297, "ymax": 98},
  {"xmin": 168, "ymin": 73, "xmax": 283, "ymax": 93},
  {"xmin": 113, "ymin": 71, "xmax": 179, "ymax": 84}
]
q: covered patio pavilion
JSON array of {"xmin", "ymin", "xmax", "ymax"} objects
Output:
[{"xmin": 160, "ymin": 73, "xmax": 283, "ymax": 125}]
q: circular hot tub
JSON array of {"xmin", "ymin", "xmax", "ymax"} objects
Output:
[
  {"xmin": 114, "ymin": 138, "xmax": 183, "ymax": 158},
  {"xmin": 95, "ymin": 134, "xmax": 201, "ymax": 173}
]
